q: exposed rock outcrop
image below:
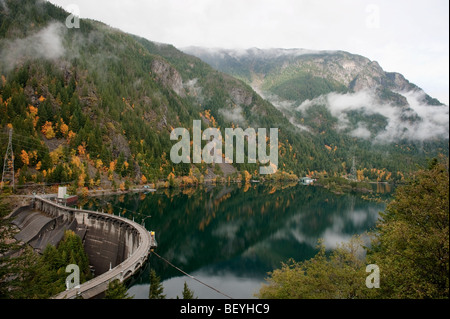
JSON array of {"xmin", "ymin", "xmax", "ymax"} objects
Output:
[{"xmin": 151, "ymin": 58, "xmax": 186, "ymax": 97}]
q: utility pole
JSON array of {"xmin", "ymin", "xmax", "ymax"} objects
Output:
[{"xmin": 1, "ymin": 128, "xmax": 15, "ymax": 190}]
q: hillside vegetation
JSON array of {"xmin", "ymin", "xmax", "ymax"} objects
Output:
[{"xmin": 0, "ymin": 0, "xmax": 448, "ymax": 195}]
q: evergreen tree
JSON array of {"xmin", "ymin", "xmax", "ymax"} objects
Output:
[
  {"xmin": 148, "ymin": 268, "xmax": 165, "ymax": 299},
  {"xmin": 3, "ymin": 230, "xmax": 93, "ymax": 299},
  {"xmin": 105, "ymin": 279, "xmax": 133, "ymax": 299},
  {"xmin": 0, "ymin": 198, "xmax": 40, "ymax": 299},
  {"xmin": 181, "ymin": 281, "xmax": 196, "ymax": 299}
]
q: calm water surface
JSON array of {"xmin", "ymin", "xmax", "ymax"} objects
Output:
[{"xmin": 84, "ymin": 182, "xmax": 390, "ymax": 299}]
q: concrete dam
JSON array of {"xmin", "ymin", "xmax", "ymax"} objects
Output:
[{"xmin": 11, "ymin": 196, "xmax": 155, "ymax": 299}]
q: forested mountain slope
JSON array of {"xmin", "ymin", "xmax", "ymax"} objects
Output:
[{"xmin": 0, "ymin": 0, "xmax": 447, "ymax": 192}]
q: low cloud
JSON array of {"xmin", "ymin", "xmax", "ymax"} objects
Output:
[
  {"xmin": 253, "ymin": 84, "xmax": 310, "ymax": 132},
  {"xmin": 297, "ymin": 89, "xmax": 449, "ymax": 143},
  {"xmin": 0, "ymin": 22, "xmax": 66, "ymax": 72},
  {"xmin": 349, "ymin": 123, "xmax": 372, "ymax": 139},
  {"xmin": 219, "ymin": 105, "xmax": 246, "ymax": 126},
  {"xmin": 184, "ymin": 78, "xmax": 204, "ymax": 102}
]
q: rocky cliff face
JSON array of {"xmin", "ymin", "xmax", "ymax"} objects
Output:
[
  {"xmin": 230, "ymin": 87, "xmax": 253, "ymax": 106},
  {"xmin": 183, "ymin": 47, "xmax": 442, "ymax": 106},
  {"xmin": 1, "ymin": 0, "xmax": 447, "ymax": 185},
  {"xmin": 183, "ymin": 47, "xmax": 448, "ymax": 145},
  {"xmin": 288, "ymin": 53, "xmax": 385, "ymax": 90},
  {"xmin": 151, "ymin": 58, "xmax": 186, "ymax": 97}
]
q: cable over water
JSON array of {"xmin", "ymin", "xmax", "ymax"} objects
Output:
[{"xmin": 151, "ymin": 251, "xmax": 233, "ymax": 299}]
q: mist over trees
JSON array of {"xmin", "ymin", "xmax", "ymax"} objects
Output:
[{"xmin": 1, "ymin": 0, "xmax": 448, "ymax": 196}]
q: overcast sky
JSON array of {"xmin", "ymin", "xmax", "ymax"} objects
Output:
[{"xmin": 47, "ymin": 0, "xmax": 449, "ymax": 105}]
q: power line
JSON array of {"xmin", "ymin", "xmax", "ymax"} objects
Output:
[
  {"xmin": 14, "ymin": 181, "xmax": 75, "ymax": 188},
  {"xmin": 0, "ymin": 132, "xmax": 44, "ymax": 144},
  {"xmin": 151, "ymin": 251, "xmax": 234, "ymax": 299},
  {"xmin": 0, "ymin": 131, "xmax": 42, "ymax": 141},
  {"xmin": 11, "ymin": 140, "xmax": 46, "ymax": 150},
  {"xmin": 1, "ymin": 133, "xmax": 171, "ymax": 169},
  {"xmin": 0, "ymin": 135, "xmax": 49, "ymax": 150}
]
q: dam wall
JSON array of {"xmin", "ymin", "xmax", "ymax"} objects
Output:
[{"xmin": 12, "ymin": 196, "xmax": 153, "ymax": 299}]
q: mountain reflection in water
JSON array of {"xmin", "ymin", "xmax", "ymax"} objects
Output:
[{"xmin": 84, "ymin": 182, "xmax": 389, "ymax": 299}]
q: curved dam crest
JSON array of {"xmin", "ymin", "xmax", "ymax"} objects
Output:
[{"xmin": 11, "ymin": 196, "xmax": 154, "ymax": 299}]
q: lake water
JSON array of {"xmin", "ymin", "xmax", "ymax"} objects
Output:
[{"xmin": 84, "ymin": 182, "xmax": 389, "ymax": 299}]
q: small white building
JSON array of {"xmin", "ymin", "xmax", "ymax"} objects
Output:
[
  {"xmin": 58, "ymin": 186, "xmax": 67, "ymax": 199},
  {"xmin": 300, "ymin": 177, "xmax": 314, "ymax": 185}
]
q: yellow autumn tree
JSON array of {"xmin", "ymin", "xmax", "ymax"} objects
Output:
[
  {"xmin": 20, "ymin": 150, "xmax": 30, "ymax": 166},
  {"xmin": 41, "ymin": 121, "xmax": 55, "ymax": 139},
  {"xmin": 80, "ymin": 187, "xmax": 89, "ymax": 197},
  {"xmin": 78, "ymin": 173, "xmax": 85, "ymax": 188},
  {"xmin": 28, "ymin": 105, "xmax": 38, "ymax": 116},
  {"xmin": 95, "ymin": 159, "xmax": 103, "ymax": 170},
  {"xmin": 67, "ymin": 130, "xmax": 76, "ymax": 143},
  {"xmin": 109, "ymin": 160, "xmax": 117, "ymax": 172},
  {"xmin": 357, "ymin": 169, "xmax": 365, "ymax": 181},
  {"xmin": 60, "ymin": 120, "xmax": 69, "ymax": 137},
  {"xmin": 141, "ymin": 175, "xmax": 148, "ymax": 185},
  {"xmin": 385, "ymin": 171, "xmax": 392, "ymax": 181},
  {"xmin": 243, "ymin": 170, "xmax": 252, "ymax": 183},
  {"xmin": 28, "ymin": 105, "xmax": 39, "ymax": 128},
  {"xmin": 78, "ymin": 143, "xmax": 86, "ymax": 156},
  {"xmin": 29, "ymin": 150, "xmax": 37, "ymax": 162},
  {"xmin": 49, "ymin": 146, "xmax": 64, "ymax": 165},
  {"xmin": 71, "ymin": 155, "xmax": 82, "ymax": 168}
]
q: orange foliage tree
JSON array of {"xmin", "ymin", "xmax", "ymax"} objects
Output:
[
  {"xmin": 41, "ymin": 121, "xmax": 56, "ymax": 139},
  {"xmin": 20, "ymin": 150, "xmax": 30, "ymax": 166}
]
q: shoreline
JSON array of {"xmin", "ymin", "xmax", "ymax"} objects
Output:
[{"xmin": 2, "ymin": 177, "xmax": 396, "ymax": 208}]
